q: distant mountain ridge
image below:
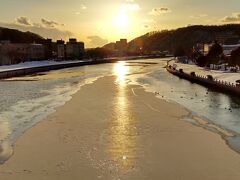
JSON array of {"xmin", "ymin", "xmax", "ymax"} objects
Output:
[
  {"xmin": 0, "ymin": 27, "xmax": 45, "ymax": 44},
  {"xmin": 2, "ymin": 24, "xmax": 240, "ymax": 53},
  {"xmin": 127, "ymin": 24, "xmax": 240, "ymax": 53}
]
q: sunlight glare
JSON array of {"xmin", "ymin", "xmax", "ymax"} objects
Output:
[
  {"xmin": 113, "ymin": 10, "xmax": 129, "ymax": 29},
  {"xmin": 114, "ymin": 61, "xmax": 129, "ymax": 85}
]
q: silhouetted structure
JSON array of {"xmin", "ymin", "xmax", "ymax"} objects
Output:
[
  {"xmin": 116, "ymin": 39, "xmax": 127, "ymax": 52},
  {"xmin": 44, "ymin": 39, "xmax": 53, "ymax": 60},
  {"xmin": 66, "ymin": 38, "xmax": 84, "ymax": 60},
  {"xmin": 102, "ymin": 39, "xmax": 128, "ymax": 57},
  {"xmin": 0, "ymin": 38, "xmax": 85, "ymax": 65},
  {"xmin": 57, "ymin": 40, "xmax": 65, "ymax": 60},
  {"xmin": 215, "ymin": 32, "xmax": 240, "ymax": 44},
  {"xmin": 0, "ymin": 41, "xmax": 45, "ymax": 65},
  {"xmin": 230, "ymin": 47, "xmax": 240, "ymax": 66}
]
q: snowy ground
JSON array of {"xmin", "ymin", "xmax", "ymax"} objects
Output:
[
  {"xmin": 0, "ymin": 60, "xmax": 90, "ymax": 72},
  {"xmin": 170, "ymin": 62, "xmax": 240, "ymax": 84}
]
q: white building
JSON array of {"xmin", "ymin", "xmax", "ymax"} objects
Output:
[{"xmin": 222, "ymin": 44, "xmax": 240, "ymax": 56}]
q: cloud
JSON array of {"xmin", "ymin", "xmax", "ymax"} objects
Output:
[
  {"xmin": 121, "ymin": 0, "xmax": 140, "ymax": 11},
  {"xmin": 222, "ymin": 13, "xmax": 240, "ymax": 22},
  {"xmin": 87, "ymin": 36, "xmax": 108, "ymax": 47},
  {"xmin": 15, "ymin": 17, "xmax": 31, "ymax": 26},
  {"xmin": 41, "ymin": 18, "xmax": 59, "ymax": 28},
  {"xmin": 1, "ymin": 16, "xmax": 73, "ymax": 41},
  {"xmin": 15, "ymin": 17, "xmax": 63, "ymax": 28},
  {"xmin": 149, "ymin": 7, "xmax": 171, "ymax": 16},
  {"xmin": 81, "ymin": 4, "xmax": 87, "ymax": 10},
  {"xmin": 0, "ymin": 21, "xmax": 74, "ymax": 41},
  {"xmin": 121, "ymin": 4, "xmax": 140, "ymax": 11},
  {"xmin": 75, "ymin": 4, "xmax": 87, "ymax": 15}
]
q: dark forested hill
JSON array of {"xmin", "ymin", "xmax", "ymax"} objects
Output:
[
  {"xmin": 128, "ymin": 24, "xmax": 240, "ymax": 54},
  {"xmin": 0, "ymin": 27, "xmax": 45, "ymax": 43}
]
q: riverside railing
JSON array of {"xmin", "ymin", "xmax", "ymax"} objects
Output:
[{"xmin": 166, "ymin": 65, "xmax": 240, "ymax": 96}]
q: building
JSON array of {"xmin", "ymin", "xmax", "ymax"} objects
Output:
[
  {"xmin": 66, "ymin": 38, "xmax": 84, "ymax": 60},
  {"xmin": 215, "ymin": 32, "xmax": 240, "ymax": 44},
  {"xmin": 0, "ymin": 43, "xmax": 9, "ymax": 65},
  {"xmin": 115, "ymin": 39, "xmax": 127, "ymax": 52},
  {"xmin": 193, "ymin": 43, "xmax": 205, "ymax": 54},
  {"xmin": 0, "ymin": 38, "xmax": 86, "ymax": 65},
  {"xmin": 203, "ymin": 44, "xmax": 211, "ymax": 56},
  {"xmin": 28, "ymin": 43, "xmax": 45, "ymax": 60},
  {"xmin": 56, "ymin": 40, "xmax": 65, "ymax": 60},
  {"xmin": 103, "ymin": 42, "xmax": 116, "ymax": 51},
  {"xmin": 222, "ymin": 44, "xmax": 240, "ymax": 56},
  {"xmin": 203, "ymin": 43, "xmax": 240, "ymax": 56},
  {"xmin": 0, "ymin": 41, "xmax": 28, "ymax": 65},
  {"xmin": 0, "ymin": 41, "xmax": 45, "ymax": 65},
  {"xmin": 44, "ymin": 39, "xmax": 54, "ymax": 60}
]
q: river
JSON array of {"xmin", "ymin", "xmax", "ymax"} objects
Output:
[{"xmin": 0, "ymin": 58, "xmax": 239, "ymax": 164}]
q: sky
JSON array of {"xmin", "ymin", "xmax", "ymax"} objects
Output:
[{"xmin": 0, "ymin": 0, "xmax": 240, "ymax": 47}]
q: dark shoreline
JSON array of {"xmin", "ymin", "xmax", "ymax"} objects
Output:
[{"xmin": 0, "ymin": 55, "xmax": 168, "ymax": 79}]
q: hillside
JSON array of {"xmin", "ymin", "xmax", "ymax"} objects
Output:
[
  {"xmin": 0, "ymin": 27, "xmax": 45, "ymax": 43},
  {"xmin": 128, "ymin": 24, "xmax": 240, "ymax": 54}
]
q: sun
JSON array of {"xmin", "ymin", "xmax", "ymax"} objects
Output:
[{"xmin": 113, "ymin": 10, "xmax": 129, "ymax": 29}]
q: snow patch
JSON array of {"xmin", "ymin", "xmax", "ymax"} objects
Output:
[{"xmin": 0, "ymin": 60, "xmax": 90, "ymax": 72}]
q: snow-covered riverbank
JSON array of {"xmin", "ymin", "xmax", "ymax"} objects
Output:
[
  {"xmin": 0, "ymin": 60, "xmax": 89, "ymax": 72},
  {"xmin": 171, "ymin": 62, "xmax": 240, "ymax": 84}
]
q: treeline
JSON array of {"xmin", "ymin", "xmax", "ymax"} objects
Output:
[
  {"xmin": 128, "ymin": 24, "xmax": 240, "ymax": 54},
  {"xmin": 0, "ymin": 27, "xmax": 45, "ymax": 43},
  {"xmin": 193, "ymin": 41, "xmax": 240, "ymax": 67},
  {"xmin": 91, "ymin": 24, "xmax": 240, "ymax": 60}
]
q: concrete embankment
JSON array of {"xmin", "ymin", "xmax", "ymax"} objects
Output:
[{"xmin": 166, "ymin": 65, "xmax": 240, "ymax": 97}]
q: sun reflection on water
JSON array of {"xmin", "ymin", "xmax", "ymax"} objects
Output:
[
  {"xmin": 113, "ymin": 61, "xmax": 129, "ymax": 86},
  {"xmin": 108, "ymin": 61, "xmax": 136, "ymax": 170}
]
